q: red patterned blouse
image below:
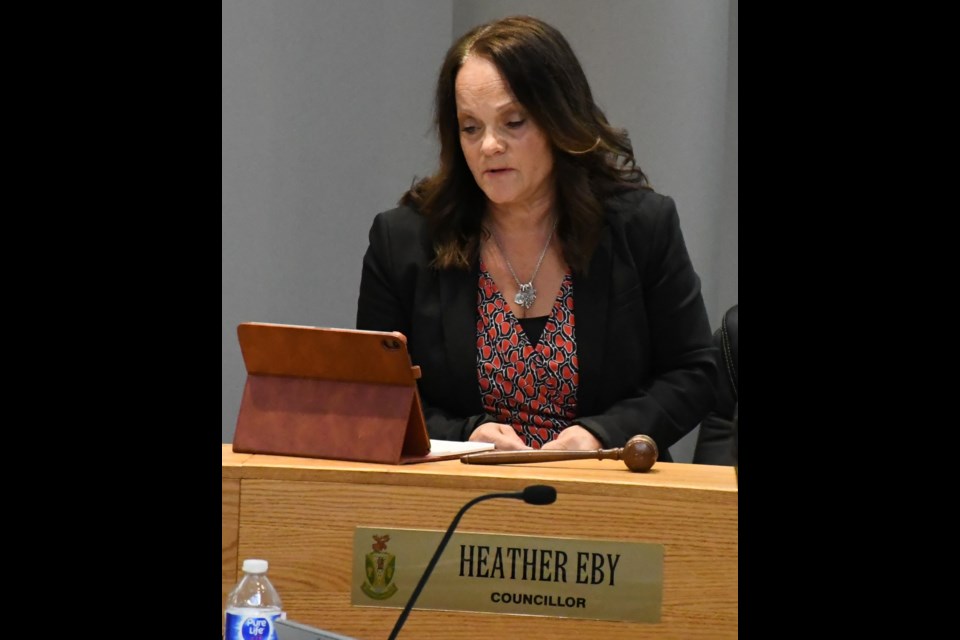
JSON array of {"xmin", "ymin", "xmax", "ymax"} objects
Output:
[{"xmin": 476, "ymin": 261, "xmax": 580, "ymax": 448}]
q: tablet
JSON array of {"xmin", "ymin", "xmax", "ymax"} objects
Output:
[{"xmin": 232, "ymin": 322, "xmax": 430, "ymax": 464}]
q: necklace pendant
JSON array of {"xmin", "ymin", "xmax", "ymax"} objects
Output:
[{"xmin": 515, "ymin": 282, "xmax": 537, "ymax": 310}]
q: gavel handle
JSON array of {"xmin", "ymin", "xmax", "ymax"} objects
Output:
[{"xmin": 460, "ymin": 449, "xmax": 618, "ymax": 465}]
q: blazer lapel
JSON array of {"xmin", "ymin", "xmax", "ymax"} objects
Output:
[
  {"xmin": 439, "ymin": 264, "xmax": 481, "ymax": 409},
  {"xmin": 574, "ymin": 228, "xmax": 612, "ymax": 413}
]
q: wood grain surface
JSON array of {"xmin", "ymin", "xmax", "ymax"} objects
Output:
[{"xmin": 221, "ymin": 444, "xmax": 737, "ymax": 639}]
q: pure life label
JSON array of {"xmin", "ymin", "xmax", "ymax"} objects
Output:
[{"xmin": 224, "ymin": 609, "xmax": 285, "ymax": 640}]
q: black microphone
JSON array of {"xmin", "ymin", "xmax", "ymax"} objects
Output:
[{"xmin": 386, "ymin": 485, "xmax": 557, "ymax": 640}]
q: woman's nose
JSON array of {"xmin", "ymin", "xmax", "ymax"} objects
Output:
[{"xmin": 480, "ymin": 129, "xmax": 505, "ymax": 155}]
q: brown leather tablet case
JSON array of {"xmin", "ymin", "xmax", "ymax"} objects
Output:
[{"xmin": 232, "ymin": 322, "xmax": 430, "ymax": 464}]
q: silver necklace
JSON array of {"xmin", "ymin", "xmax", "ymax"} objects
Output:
[{"xmin": 488, "ymin": 220, "xmax": 557, "ymax": 310}]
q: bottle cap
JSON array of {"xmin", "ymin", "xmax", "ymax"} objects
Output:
[{"xmin": 242, "ymin": 559, "xmax": 269, "ymax": 574}]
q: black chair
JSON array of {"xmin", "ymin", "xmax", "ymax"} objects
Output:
[{"xmin": 693, "ymin": 304, "xmax": 738, "ymax": 466}]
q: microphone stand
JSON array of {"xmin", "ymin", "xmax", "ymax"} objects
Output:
[{"xmin": 386, "ymin": 487, "xmax": 555, "ymax": 640}]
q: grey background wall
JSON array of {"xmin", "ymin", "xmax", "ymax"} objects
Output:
[{"xmin": 221, "ymin": 0, "xmax": 738, "ymax": 462}]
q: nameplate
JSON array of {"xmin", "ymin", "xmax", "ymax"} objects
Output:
[{"xmin": 351, "ymin": 527, "xmax": 662, "ymax": 623}]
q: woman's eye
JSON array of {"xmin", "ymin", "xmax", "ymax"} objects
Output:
[
  {"xmin": 461, "ymin": 125, "xmax": 478, "ymax": 134},
  {"xmin": 506, "ymin": 119, "xmax": 526, "ymax": 129}
]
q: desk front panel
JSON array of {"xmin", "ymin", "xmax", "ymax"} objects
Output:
[{"xmin": 222, "ymin": 448, "xmax": 737, "ymax": 639}]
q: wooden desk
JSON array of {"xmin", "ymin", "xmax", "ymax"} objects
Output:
[{"xmin": 221, "ymin": 443, "xmax": 737, "ymax": 639}]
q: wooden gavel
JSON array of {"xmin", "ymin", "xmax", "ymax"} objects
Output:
[{"xmin": 460, "ymin": 434, "xmax": 658, "ymax": 472}]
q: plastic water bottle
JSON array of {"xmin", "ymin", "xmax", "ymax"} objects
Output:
[{"xmin": 224, "ymin": 558, "xmax": 285, "ymax": 640}]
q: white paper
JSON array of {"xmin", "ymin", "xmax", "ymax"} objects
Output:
[{"xmin": 428, "ymin": 439, "xmax": 495, "ymax": 455}]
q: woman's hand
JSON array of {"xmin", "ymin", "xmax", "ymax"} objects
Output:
[
  {"xmin": 469, "ymin": 423, "xmax": 531, "ymax": 450},
  {"xmin": 540, "ymin": 425, "xmax": 602, "ymax": 451}
]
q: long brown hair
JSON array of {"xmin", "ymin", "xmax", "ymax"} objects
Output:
[{"xmin": 402, "ymin": 15, "xmax": 648, "ymax": 272}]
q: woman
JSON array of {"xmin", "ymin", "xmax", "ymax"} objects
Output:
[{"xmin": 357, "ymin": 15, "xmax": 716, "ymax": 458}]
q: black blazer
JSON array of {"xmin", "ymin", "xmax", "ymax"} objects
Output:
[
  {"xmin": 693, "ymin": 304, "xmax": 738, "ymax": 466},
  {"xmin": 356, "ymin": 189, "xmax": 717, "ymax": 460}
]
